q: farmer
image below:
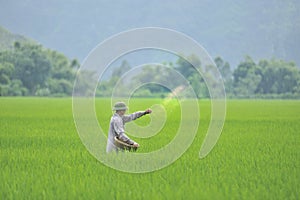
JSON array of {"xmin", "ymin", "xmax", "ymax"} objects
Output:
[{"xmin": 106, "ymin": 102, "xmax": 152, "ymax": 153}]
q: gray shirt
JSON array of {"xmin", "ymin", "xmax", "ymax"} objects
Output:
[{"xmin": 106, "ymin": 111, "xmax": 145, "ymax": 153}]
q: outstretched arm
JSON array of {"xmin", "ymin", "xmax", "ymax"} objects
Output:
[{"xmin": 122, "ymin": 109, "xmax": 152, "ymax": 123}]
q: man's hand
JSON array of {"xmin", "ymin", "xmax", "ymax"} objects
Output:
[
  {"xmin": 145, "ymin": 108, "xmax": 152, "ymax": 114},
  {"xmin": 133, "ymin": 142, "xmax": 139, "ymax": 147}
]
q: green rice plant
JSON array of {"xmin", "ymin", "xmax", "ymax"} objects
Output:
[{"xmin": 0, "ymin": 98, "xmax": 299, "ymax": 199}]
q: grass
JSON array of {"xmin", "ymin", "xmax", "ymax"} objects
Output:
[{"xmin": 0, "ymin": 98, "xmax": 299, "ymax": 199}]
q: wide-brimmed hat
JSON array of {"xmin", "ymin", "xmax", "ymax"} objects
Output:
[{"xmin": 112, "ymin": 102, "xmax": 128, "ymax": 111}]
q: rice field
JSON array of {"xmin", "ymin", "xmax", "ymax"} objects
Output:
[{"xmin": 0, "ymin": 98, "xmax": 299, "ymax": 199}]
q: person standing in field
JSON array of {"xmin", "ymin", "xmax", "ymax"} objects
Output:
[{"xmin": 106, "ymin": 102, "xmax": 152, "ymax": 153}]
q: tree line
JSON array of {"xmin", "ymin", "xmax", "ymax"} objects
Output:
[
  {"xmin": 97, "ymin": 56, "xmax": 300, "ymax": 99},
  {"xmin": 0, "ymin": 42, "xmax": 79, "ymax": 96},
  {"xmin": 0, "ymin": 42, "xmax": 299, "ymax": 98}
]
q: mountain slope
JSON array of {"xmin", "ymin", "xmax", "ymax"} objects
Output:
[{"xmin": 0, "ymin": 26, "xmax": 33, "ymax": 50}]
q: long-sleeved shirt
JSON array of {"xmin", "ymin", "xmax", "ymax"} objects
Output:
[{"xmin": 106, "ymin": 111, "xmax": 145, "ymax": 153}]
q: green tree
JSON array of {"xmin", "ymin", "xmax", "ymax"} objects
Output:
[
  {"xmin": 45, "ymin": 50, "xmax": 77, "ymax": 95},
  {"xmin": 233, "ymin": 56, "xmax": 261, "ymax": 97},
  {"xmin": 15, "ymin": 44, "xmax": 51, "ymax": 94},
  {"xmin": 112, "ymin": 60, "xmax": 131, "ymax": 77},
  {"xmin": 257, "ymin": 59, "xmax": 300, "ymax": 95},
  {"xmin": 0, "ymin": 43, "xmax": 52, "ymax": 94},
  {"xmin": 0, "ymin": 41, "xmax": 79, "ymax": 96},
  {"xmin": 175, "ymin": 54, "xmax": 201, "ymax": 79},
  {"xmin": 214, "ymin": 56, "xmax": 233, "ymax": 93},
  {"xmin": 0, "ymin": 62, "xmax": 14, "ymax": 85},
  {"xmin": 97, "ymin": 60, "xmax": 132, "ymax": 97}
]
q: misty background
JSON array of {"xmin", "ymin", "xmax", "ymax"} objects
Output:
[
  {"xmin": 0, "ymin": 0, "xmax": 299, "ymax": 98},
  {"xmin": 0, "ymin": 0, "xmax": 299, "ymax": 66}
]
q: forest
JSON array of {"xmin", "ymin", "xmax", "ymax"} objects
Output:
[{"xmin": 0, "ymin": 42, "xmax": 299, "ymax": 98}]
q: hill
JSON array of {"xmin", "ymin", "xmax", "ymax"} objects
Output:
[
  {"xmin": 0, "ymin": 26, "xmax": 34, "ymax": 50},
  {"xmin": 0, "ymin": 26, "xmax": 79, "ymax": 97}
]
